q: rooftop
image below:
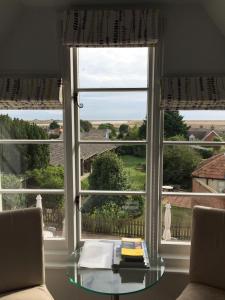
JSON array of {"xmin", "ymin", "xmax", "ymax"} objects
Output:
[
  {"xmin": 50, "ymin": 129, "xmax": 116, "ymax": 166},
  {"xmin": 192, "ymin": 153, "xmax": 225, "ymax": 180}
]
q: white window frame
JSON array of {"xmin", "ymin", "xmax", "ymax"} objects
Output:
[{"xmin": 71, "ymin": 46, "xmax": 162, "ymax": 258}]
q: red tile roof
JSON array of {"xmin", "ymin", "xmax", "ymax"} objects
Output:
[{"xmin": 192, "ymin": 153, "xmax": 225, "ymax": 179}]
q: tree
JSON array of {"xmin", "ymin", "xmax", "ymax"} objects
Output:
[
  {"xmin": 0, "ymin": 115, "xmax": 49, "ymax": 173},
  {"xmin": 80, "ymin": 120, "xmax": 92, "ymax": 132},
  {"xmin": 82, "ymin": 152, "xmax": 129, "ymax": 213},
  {"xmin": 164, "ymin": 111, "xmax": 189, "ymax": 138},
  {"xmin": 163, "ymin": 136, "xmax": 202, "ymax": 189},
  {"xmin": 49, "ymin": 120, "xmax": 60, "ymax": 129},
  {"xmin": 118, "ymin": 124, "xmax": 129, "ymax": 139},
  {"xmin": 26, "ymin": 165, "xmax": 64, "ymax": 208},
  {"xmin": 1, "ymin": 174, "xmax": 26, "ymax": 210},
  {"xmin": 138, "ymin": 111, "xmax": 190, "ymax": 140},
  {"xmin": 138, "ymin": 120, "xmax": 146, "ymax": 139},
  {"xmin": 89, "ymin": 152, "xmax": 129, "ymax": 190},
  {"xmin": 117, "ymin": 125, "xmax": 145, "ymax": 157},
  {"xmin": 98, "ymin": 123, "xmax": 117, "ymax": 139}
]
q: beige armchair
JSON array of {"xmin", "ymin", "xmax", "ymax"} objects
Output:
[
  {"xmin": 0, "ymin": 208, "xmax": 54, "ymax": 300},
  {"xmin": 177, "ymin": 206, "xmax": 225, "ymax": 300}
]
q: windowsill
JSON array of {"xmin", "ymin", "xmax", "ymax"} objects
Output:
[
  {"xmin": 161, "ymin": 240, "xmax": 191, "ymax": 246},
  {"xmin": 160, "ymin": 240, "xmax": 190, "ymax": 272},
  {"xmin": 44, "ymin": 238, "xmax": 191, "ymax": 273}
]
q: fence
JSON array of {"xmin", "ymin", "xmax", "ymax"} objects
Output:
[
  {"xmin": 43, "ymin": 208, "xmax": 64, "ymax": 230},
  {"xmin": 40, "ymin": 209, "xmax": 192, "ymax": 240},
  {"xmin": 82, "ymin": 214, "xmax": 192, "ymax": 240}
]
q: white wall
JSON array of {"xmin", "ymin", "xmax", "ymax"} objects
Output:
[
  {"xmin": 0, "ymin": 5, "xmax": 61, "ymax": 75},
  {"xmin": 163, "ymin": 4, "xmax": 225, "ymax": 74},
  {"xmin": 0, "ymin": 2, "xmax": 225, "ymax": 76}
]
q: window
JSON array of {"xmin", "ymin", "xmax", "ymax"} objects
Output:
[
  {"xmin": 71, "ymin": 47, "xmax": 160, "ymax": 251},
  {"xmin": 0, "ymin": 108, "xmax": 65, "ymax": 245},
  {"xmin": 162, "ymin": 110, "xmax": 225, "ymax": 244}
]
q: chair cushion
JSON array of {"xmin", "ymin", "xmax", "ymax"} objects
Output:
[
  {"xmin": 0, "ymin": 285, "xmax": 54, "ymax": 300},
  {"xmin": 177, "ymin": 283, "xmax": 225, "ymax": 300},
  {"xmin": 0, "ymin": 208, "xmax": 44, "ymax": 294},
  {"xmin": 190, "ymin": 206, "xmax": 225, "ymax": 290}
]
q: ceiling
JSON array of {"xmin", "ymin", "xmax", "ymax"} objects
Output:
[
  {"xmin": 0, "ymin": 0, "xmax": 225, "ymax": 75},
  {"xmin": 1, "ymin": 0, "xmax": 223, "ymax": 37}
]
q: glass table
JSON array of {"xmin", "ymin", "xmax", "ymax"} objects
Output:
[{"xmin": 67, "ymin": 246, "xmax": 165, "ymax": 300}]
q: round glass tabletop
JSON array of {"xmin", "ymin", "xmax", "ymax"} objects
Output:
[{"xmin": 67, "ymin": 246, "xmax": 165, "ymax": 296}]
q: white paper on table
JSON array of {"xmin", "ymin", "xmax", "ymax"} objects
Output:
[{"xmin": 78, "ymin": 241, "xmax": 114, "ymax": 269}]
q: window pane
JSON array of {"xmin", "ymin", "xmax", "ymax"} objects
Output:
[
  {"xmin": 161, "ymin": 199, "xmax": 192, "ymax": 242},
  {"xmin": 81, "ymin": 195, "xmax": 145, "ymax": 240},
  {"xmin": 0, "ymin": 111, "xmax": 63, "ymax": 139},
  {"xmin": 80, "ymin": 146, "xmax": 146, "ymax": 191},
  {"xmin": 0, "ymin": 193, "xmax": 65, "ymax": 239},
  {"xmin": 78, "ymin": 48, "xmax": 148, "ymax": 88},
  {"xmin": 161, "ymin": 194, "xmax": 225, "ymax": 242},
  {"xmin": 79, "ymin": 92, "xmax": 147, "ymax": 140},
  {"xmin": 164, "ymin": 110, "xmax": 225, "ymax": 141},
  {"xmin": 163, "ymin": 144, "xmax": 225, "ymax": 193},
  {"xmin": 0, "ymin": 143, "xmax": 64, "ymax": 189}
]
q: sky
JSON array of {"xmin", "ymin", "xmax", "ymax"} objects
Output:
[{"xmin": 2, "ymin": 48, "xmax": 225, "ymax": 121}]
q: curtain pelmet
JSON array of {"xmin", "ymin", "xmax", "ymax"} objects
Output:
[
  {"xmin": 0, "ymin": 77, "xmax": 62, "ymax": 109},
  {"xmin": 63, "ymin": 8, "xmax": 160, "ymax": 47},
  {"xmin": 161, "ymin": 76, "xmax": 225, "ymax": 110}
]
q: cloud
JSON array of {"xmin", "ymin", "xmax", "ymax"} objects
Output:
[{"xmin": 78, "ymin": 48, "xmax": 148, "ymax": 88}]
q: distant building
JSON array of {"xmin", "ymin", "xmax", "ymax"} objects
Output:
[
  {"xmin": 188, "ymin": 129, "xmax": 223, "ymax": 141},
  {"xmin": 191, "ymin": 153, "xmax": 225, "ymax": 209}
]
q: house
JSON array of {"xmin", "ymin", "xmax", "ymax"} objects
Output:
[
  {"xmin": 167, "ymin": 153, "xmax": 225, "ymax": 210},
  {"xmin": 191, "ymin": 153, "xmax": 225, "ymax": 209},
  {"xmin": 188, "ymin": 129, "xmax": 223, "ymax": 141},
  {"xmin": 50, "ymin": 129, "xmax": 116, "ymax": 175},
  {"xmin": 1, "ymin": 0, "xmax": 225, "ymax": 299}
]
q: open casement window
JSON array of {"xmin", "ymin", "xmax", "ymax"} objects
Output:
[
  {"xmin": 63, "ymin": 7, "xmax": 162, "ymax": 255},
  {"xmin": 72, "ymin": 47, "xmax": 161, "ymax": 256},
  {"xmin": 0, "ymin": 76, "xmax": 66, "ymax": 252},
  {"xmin": 160, "ymin": 76, "xmax": 225, "ymax": 269}
]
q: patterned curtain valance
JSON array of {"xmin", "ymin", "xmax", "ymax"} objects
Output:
[
  {"xmin": 0, "ymin": 77, "xmax": 62, "ymax": 109},
  {"xmin": 161, "ymin": 76, "xmax": 225, "ymax": 110},
  {"xmin": 63, "ymin": 8, "xmax": 160, "ymax": 47}
]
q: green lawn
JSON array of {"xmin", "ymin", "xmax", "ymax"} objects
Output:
[
  {"xmin": 119, "ymin": 155, "xmax": 145, "ymax": 190},
  {"xmin": 81, "ymin": 177, "xmax": 89, "ymax": 190},
  {"xmin": 163, "ymin": 205, "xmax": 192, "ymax": 225}
]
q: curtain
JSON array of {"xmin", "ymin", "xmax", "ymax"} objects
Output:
[
  {"xmin": 63, "ymin": 8, "xmax": 160, "ymax": 47},
  {"xmin": 0, "ymin": 77, "xmax": 62, "ymax": 109},
  {"xmin": 161, "ymin": 76, "xmax": 225, "ymax": 110}
]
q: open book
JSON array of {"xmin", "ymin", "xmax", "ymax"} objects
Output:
[{"xmin": 78, "ymin": 241, "xmax": 114, "ymax": 269}]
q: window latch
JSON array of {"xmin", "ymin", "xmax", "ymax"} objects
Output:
[
  {"xmin": 75, "ymin": 195, "xmax": 82, "ymax": 211},
  {"xmin": 73, "ymin": 92, "xmax": 83, "ymax": 108}
]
